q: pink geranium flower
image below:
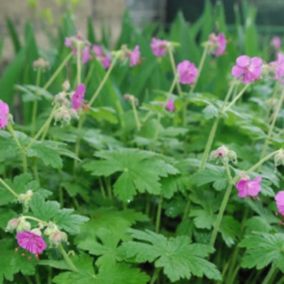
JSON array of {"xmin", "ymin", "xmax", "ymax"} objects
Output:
[
  {"xmin": 271, "ymin": 36, "xmax": 281, "ymax": 50},
  {"xmin": 165, "ymin": 98, "xmax": 175, "ymax": 112},
  {"xmin": 275, "ymin": 191, "xmax": 284, "ymax": 216},
  {"xmin": 208, "ymin": 33, "xmax": 227, "ymax": 57},
  {"xmin": 151, "ymin": 38, "xmax": 169, "ymax": 57},
  {"xmin": 82, "ymin": 46, "xmax": 91, "ymax": 64},
  {"xmin": 71, "ymin": 84, "xmax": 86, "ymax": 110},
  {"xmin": 16, "ymin": 231, "xmax": 47, "ymax": 256},
  {"xmin": 92, "ymin": 44, "xmax": 111, "ymax": 69},
  {"xmin": 0, "ymin": 100, "xmax": 9, "ymax": 129},
  {"xmin": 129, "ymin": 45, "xmax": 141, "ymax": 67},
  {"xmin": 177, "ymin": 60, "xmax": 198, "ymax": 85},
  {"xmin": 235, "ymin": 176, "xmax": 262, "ymax": 198},
  {"xmin": 231, "ymin": 55, "xmax": 263, "ymax": 84},
  {"xmin": 270, "ymin": 53, "xmax": 284, "ymax": 83}
]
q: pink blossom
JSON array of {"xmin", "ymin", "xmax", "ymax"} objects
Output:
[
  {"xmin": 271, "ymin": 36, "xmax": 281, "ymax": 50},
  {"xmin": 16, "ymin": 231, "xmax": 47, "ymax": 256},
  {"xmin": 151, "ymin": 38, "xmax": 169, "ymax": 57},
  {"xmin": 270, "ymin": 53, "xmax": 284, "ymax": 83},
  {"xmin": 165, "ymin": 98, "xmax": 175, "ymax": 112},
  {"xmin": 82, "ymin": 46, "xmax": 91, "ymax": 64},
  {"xmin": 208, "ymin": 33, "xmax": 227, "ymax": 57},
  {"xmin": 0, "ymin": 100, "xmax": 9, "ymax": 129},
  {"xmin": 235, "ymin": 176, "xmax": 262, "ymax": 198},
  {"xmin": 64, "ymin": 37, "xmax": 73, "ymax": 48},
  {"xmin": 275, "ymin": 191, "xmax": 284, "ymax": 216},
  {"xmin": 71, "ymin": 84, "xmax": 86, "ymax": 110},
  {"xmin": 92, "ymin": 44, "xmax": 111, "ymax": 69},
  {"xmin": 129, "ymin": 45, "xmax": 141, "ymax": 67},
  {"xmin": 231, "ymin": 55, "xmax": 263, "ymax": 84},
  {"xmin": 177, "ymin": 60, "xmax": 198, "ymax": 85}
]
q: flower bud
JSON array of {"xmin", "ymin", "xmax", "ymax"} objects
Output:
[
  {"xmin": 18, "ymin": 190, "xmax": 33, "ymax": 206},
  {"xmin": 6, "ymin": 217, "xmax": 32, "ymax": 232},
  {"xmin": 33, "ymin": 58, "xmax": 50, "ymax": 71},
  {"xmin": 210, "ymin": 145, "xmax": 237, "ymax": 163},
  {"xmin": 124, "ymin": 94, "xmax": 139, "ymax": 106},
  {"xmin": 275, "ymin": 149, "xmax": 284, "ymax": 167},
  {"xmin": 62, "ymin": 80, "xmax": 70, "ymax": 91},
  {"xmin": 44, "ymin": 223, "xmax": 67, "ymax": 246}
]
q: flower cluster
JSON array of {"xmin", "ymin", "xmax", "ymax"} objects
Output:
[
  {"xmin": 151, "ymin": 38, "xmax": 169, "ymax": 57},
  {"xmin": 54, "ymin": 81, "xmax": 86, "ymax": 125},
  {"xmin": 232, "ymin": 55, "xmax": 263, "ymax": 84},
  {"xmin": 177, "ymin": 60, "xmax": 198, "ymax": 85},
  {"xmin": 235, "ymin": 176, "xmax": 262, "ymax": 198},
  {"xmin": 208, "ymin": 33, "xmax": 227, "ymax": 57},
  {"xmin": 93, "ymin": 44, "xmax": 112, "ymax": 69},
  {"xmin": 270, "ymin": 53, "xmax": 284, "ymax": 84}
]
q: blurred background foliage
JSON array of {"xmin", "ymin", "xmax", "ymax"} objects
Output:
[{"xmin": 0, "ymin": 0, "xmax": 282, "ymax": 124}]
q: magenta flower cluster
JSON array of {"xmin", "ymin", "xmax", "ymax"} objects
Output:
[
  {"xmin": 235, "ymin": 176, "xmax": 262, "ymax": 198},
  {"xmin": 16, "ymin": 231, "xmax": 47, "ymax": 256},
  {"xmin": 208, "ymin": 33, "xmax": 227, "ymax": 57},
  {"xmin": 177, "ymin": 60, "xmax": 199, "ymax": 85},
  {"xmin": 93, "ymin": 44, "xmax": 111, "ymax": 69},
  {"xmin": 151, "ymin": 38, "xmax": 169, "ymax": 57},
  {"xmin": 271, "ymin": 53, "xmax": 284, "ymax": 84},
  {"xmin": 231, "ymin": 55, "xmax": 263, "ymax": 84}
]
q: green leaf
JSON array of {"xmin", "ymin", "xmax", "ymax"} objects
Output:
[
  {"xmin": 121, "ymin": 229, "xmax": 221, "ymax": 282},
  {"xmin": 53, "ymin": 254, "xmax": 96, "ymax": 284},
  {"xmin": 84, "ymin": 149, "xmax": 178, "ymax": 202},
  {"xmin": 0, "ymin": 239, "xmax": 36, "ymax": 284},
  {"xmin": 29, "ymin": 194, "xmax": 88, "ymax": 234},
  {"xmin": 96, "ymin": 263, "xmax": 149, "ymax": 284},
  {"xmin": 240, "ymin": 233, "xmax": 284, "ymax": 271}
]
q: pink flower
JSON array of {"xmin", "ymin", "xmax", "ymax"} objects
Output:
[
  {"xmin": 151, "ymin": 38, "xmax": 169, "ymax": 57},
  {"xmin": 82, "ymin": 46, "xmax": 91, "ymax": 64},
  {"xmin": 129, "ymin": 45, "xmax": 141, "ymax": 67},
  {"xmin": 208, "ymin": 33, "xmax": 227, "ymax": 57},
  {"xmin": 0, "ymin": 100, "xmax": 9, "ymax": 129},
  {"xmin": 235, "ymin": 176, "xmax": 262, "ymax": 198},
  {"xmin": 275, "ymin": 191, "xmax": 284, "ymax": 216},
  {"xmin": 92, "ymin": 44, "xmax": 111, "ymax": 69},
  {"xmin": 16, "ymin": 231, "xmax": 47, "ymax": 256},
  {"xmin": 271, "ymin": 36, "xmax": 281, "ymax": 50},
  {"xmin": 71, "ymin": 84, "xmax": 86, "ymax": 110},
  {"xmin": 165, "ymin": 98, "xmax": 175, "ymax": 112},
  {"xmin": 231, "ymin": 55, "xmax": 263, "ymax": 84},
  {"xmin": 64, "ymin": 37, "xmax": 73, "ymax": 48},
  {"xmin": 177, "ymin": 60, "xmax": 198, "ymax": 85},
  {"xmin": 271, "ymin": 53, "xmax": 284, "ymax": 83}
]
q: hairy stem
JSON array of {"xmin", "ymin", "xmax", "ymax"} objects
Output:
[
  {"xmin": 155, "ymin": 196, "xmax": 163, "ymax": 233},
  {"xmin": 32, "ymin": 70, "xmax": 42, "ymax": 135},
  {"xmin": 0, "ymin": 177, "xmax": 19, "ymax": 199}
]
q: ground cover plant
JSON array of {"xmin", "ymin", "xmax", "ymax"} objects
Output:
[{"xmin": 0, "ymin": 0, "xmax": 283, "ymax": 283}]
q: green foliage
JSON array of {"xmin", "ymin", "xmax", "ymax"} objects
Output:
[
  {"xmin": 84, "ymin": 148, "xmax": 178, "ymax": 202},
  {"xmin": 240, "ymin": 233, "xmax": 284, "ymax": 271},
  {"xmin": 121, "ymin": 229, "xmax": 222, "ymax": 282}
]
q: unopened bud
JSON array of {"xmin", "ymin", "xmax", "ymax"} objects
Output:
[
  {"xmin": 210, "ymin": 145, "xmax": 237, "ymax": 163},
  {"xmin": 275, "ymin": 149, "xmax": 284, "ymax": 167},
  {"xmin": 18, "ymin": 190, "xmax": 33, "ymax": 205},
  {"xmin": 33, "ymin": 58, "xmax": 50, "ymax": 71}
]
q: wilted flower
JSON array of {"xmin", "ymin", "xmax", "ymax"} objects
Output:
[
  {"xmin": 129, "ymin": 45, "xmax": 141, "ymax": 67},
  {"xmin": 271, "ymin": 36, "xmax": 281, "ymax": 50},
  {"xmin": 54, "ymin": 106, "xmax": 78, "ymax": 125},
  {"xmin": 0, "ymin": 100, "xmax": 9, "ymax": 129},
  {"xmin": 33, "ymin": 58, "xmax": 50, "ymax": 71},
  {"xmin": 177, "ymin": 60, "xmax": 198, "ymax": 85},
  {"xmin": 231, "ymin": 55, "xmax": 263, "ymax": 84},
  {"xmin": 275, "ymin": 191, "xmax": 284, "ymax": 216},
  {"xmin": 208, "ymin": 33, "xmax": 227, "ymax": 57},
  {"xmin": 71, "ymin": 84, "xmax": 86, "ymax": 110},
  {"xmin": 235, "ymin": 176, "xmax": 262, "ymax": 198},
  {"xmin": 16, "ymin": 230, "xmax": 47, "ymax": 256},
  {"xmin": 151, "ymin": 38, "xmax": 169, "ymax": 57},
  {"xmin": 165, "ymin": 98, "xmax": 175, "ymax": 112},
  {"xmin": 124, "ymin": 94, "xmax": 138, "ymax": 106},
  {"xmin": 92, "ymin": 44, "xmax": 111, "ymax": 69}
]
